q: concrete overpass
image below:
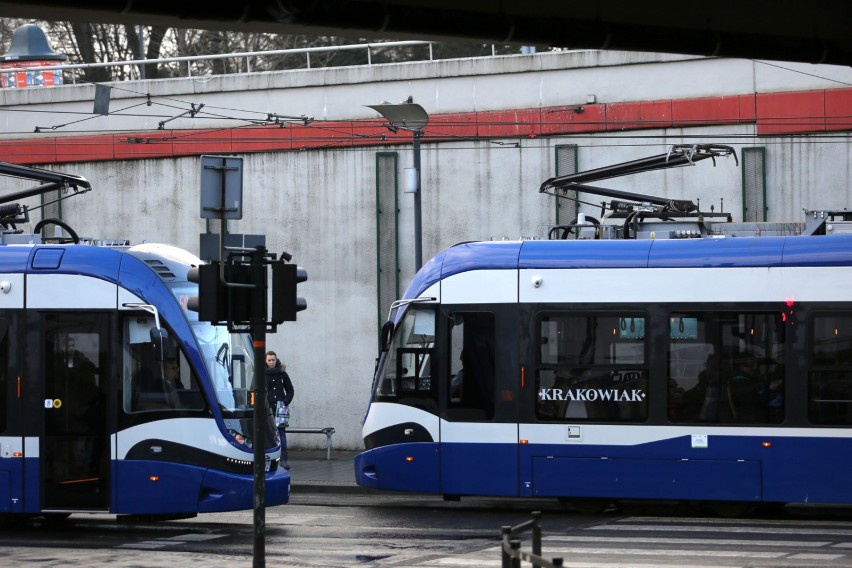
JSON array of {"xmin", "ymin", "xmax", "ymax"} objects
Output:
[{"xmin": 0, "ymin": 1, "xmax": 849, "ymax": 66}]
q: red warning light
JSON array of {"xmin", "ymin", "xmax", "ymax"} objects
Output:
[{"xmin": 783, "ymin": 299, "xmax": 795, "ymax": 325}]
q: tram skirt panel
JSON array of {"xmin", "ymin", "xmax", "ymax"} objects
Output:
[{"xmin": 531, "ymin": 457, "xmax": 761, "ymax": 501}]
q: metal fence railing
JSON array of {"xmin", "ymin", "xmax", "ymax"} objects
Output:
[
  {"xmin": 0, "ymin": 40, "xmax": 529, "ymax": 86},
  {"xmin": 501, "ymin": 511, "xmax": 564, "ymax": 568}
]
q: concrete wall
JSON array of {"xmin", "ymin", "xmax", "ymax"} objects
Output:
[
  {"xmin": 0, "ymin": 50, "xmax": 850, "ymax": 449},
  {"xmin": 2, "ymin": 50, "xmax": 851, "ymax": 134}
]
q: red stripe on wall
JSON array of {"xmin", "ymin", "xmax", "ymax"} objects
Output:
[
  {"xmin": 825, "ymin": 89, "xmax": 852, "ymax": 131},
  {"xmin": 757, "ymin": 90, "xmax": 827, "ymax": 134},
  {"xmin": 2, "ymin": 88, "xmax": 850, "ymax": 165}
]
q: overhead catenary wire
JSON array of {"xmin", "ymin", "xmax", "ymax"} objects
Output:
[{"xmin": 0, "ymin": 45, "xmax": 848, "ymax": 139}]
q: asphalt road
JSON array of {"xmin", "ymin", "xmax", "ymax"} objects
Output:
[{"xmin": 5, "ymin": 491, "xmax": 852, "ymax": 567}]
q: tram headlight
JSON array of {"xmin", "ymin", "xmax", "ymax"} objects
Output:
[{"xmin": 228, "ymin": 428, "xmax": 253, "ymax": 449}]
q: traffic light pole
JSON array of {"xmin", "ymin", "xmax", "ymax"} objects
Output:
[
  {"xmin": 197, "ymin": 158, "xmax": 305, "ymax": 568},
  {"xmin": 251, "ymin": 245, "xmax": 267, "ymax": 568}
]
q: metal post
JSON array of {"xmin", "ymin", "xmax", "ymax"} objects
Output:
[
  {"xmin": 532, "ymin": 511, "xmax": 542, "ymax": 568},
  {"xmin": 501, "ymin": 526, "xmax": 511, "ymax": 568},
  {"xmin": 413, "ymin": 131, "xmax": 423, "ymax": 271},
  {"xmin": 365, "ymin": 101, "xmax": 428, "ymax": 271},
  {"xmin": 251, "ymin": 245, "xmax": 267, "ymax": 568},
  {"xmin": 510, "ymin": 540, "xmax": 521, "ymax": 568},
  {"xmin": 136, "ymin": 25, "xmax": 146, "ymax": 80}
]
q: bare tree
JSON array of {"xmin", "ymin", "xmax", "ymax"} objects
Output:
[{"xmin": 0, "ymin": 18, "xmax": 531, "ymax": 83}]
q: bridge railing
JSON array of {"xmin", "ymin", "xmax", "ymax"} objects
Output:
[{"xmin": 0, "ymin": 40, "xmax": 513, "ymax": 85}]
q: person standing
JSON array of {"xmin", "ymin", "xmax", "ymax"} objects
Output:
[
  {"xmin": 158, "ymin": 357, "xmax": 185, "ymax": 407},
  {"xmin": 265, "ymin": 350, "xmax": 294, "ymax": 470}
]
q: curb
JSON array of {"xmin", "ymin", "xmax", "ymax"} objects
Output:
[{"xmin": 290, "ymin": 482, "xmax": 375, "ymax": 495}]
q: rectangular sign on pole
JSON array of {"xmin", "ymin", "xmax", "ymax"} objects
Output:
[{"xmin": 200, "ymin": 155, "xmax": 243, "ymax": 220}]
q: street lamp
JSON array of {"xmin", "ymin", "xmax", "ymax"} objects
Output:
[{"xmin": 367, "ymin": 100, "xmax": 429, "ymax": 271}]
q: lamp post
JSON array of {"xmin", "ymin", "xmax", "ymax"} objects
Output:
[{"xmin": 367, "ymin": 101, "xmax": 429, "ymax": 271}]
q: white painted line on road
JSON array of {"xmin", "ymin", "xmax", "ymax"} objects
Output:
[
  {"xmin": 543, "ymin": 547, "xmax": 787, "ymax": 558},
  {"xmin": 162, "ymin": 533, "xmax": 226, "ymax": 541},
  {"xmin": 116, "ymin": 541, "xmax": 173, "ymax": 549},
  {"xmin": 548, "ymin": 535, "xmax": 830, "ymax": 547},
  {"xmin": 592, "ymin": 524, "xmax": 852, "ymax": 537},
  {"xmin": 619, "ymin": 516, "xmax": 852, "ymax": 527},
  {"xmin": 420, "ymin": 551, "xmax": 740, "ymax": 568}
]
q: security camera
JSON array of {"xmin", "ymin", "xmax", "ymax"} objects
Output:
[{"xmin": 531, "ymin": 276, "xmax": 543, "ymax": 288}]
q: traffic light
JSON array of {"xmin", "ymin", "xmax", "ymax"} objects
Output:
[
  {"xmin": 272, "ymin": 262, "xmax": 307, "ymax": 323},
  {"xmin": 187, "ymin": 263, "xmax": 227, "ymax": 323},
  {"xmin": 189, "ymin": 258, "xmax": 303, "ymax": 326},
  {"xmin": 187, "ymin": 262, "xmax": 260, "ymax": 324}
]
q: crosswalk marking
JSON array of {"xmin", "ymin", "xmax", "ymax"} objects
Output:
[
  {"xmin": 538, "ymin": 546, "xmax": 786, "ymax": 558},
  {"xmin": 549, "ymin": 535, "xmax": 830, "ymax": 547},
  {"xmin": 162, "ymin": 534, "xmax": 226, "ymax": 542},
  {"xmin": 117, "ymin": 541, "xmax": 173, "ymax": 550},
  {"xmin": 788, "ymin": 553, "xmax": 846, "ymax": 560},
  {"xmin": 416, "ymin": 516, "xmax": 852, "ymax": 568},
  {"xmin": 594, "ymin": 523, "xmax": 852, "ymax": 537},
  {"xmin": 620, "ymin": 516, "xmax": 852, "ymax": 527},
  {"xmin": 117, "ymin": 533, "xmax": 226, "ymax": 550}
]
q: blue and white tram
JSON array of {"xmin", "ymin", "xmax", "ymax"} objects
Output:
[
  {"xmin": 0, "ymin": 241, "xmax": 289, "ymax": 521},
  {"xmin": 355, "ymin": 222, "xmax": 852, "ymax": 509}
]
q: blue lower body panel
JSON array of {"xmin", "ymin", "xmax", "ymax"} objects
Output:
[
  {"xmin": 441, "ymin": 442, "xmax": 518, "ymax": 496},
  {"xmin": 358, "ymin": 434, "xmax": 852, "ymax": 505},
  {"xmin": 532, "ymin": 456, "xmax": 761, "ymax": 501},
  {"xmin": 198, "ymin": 466, "xmax": 290, "ymax": 512},
  {"xmin": 0, "ymin": 458, "xmax": 24, "ymax": 513},
  {"xmin": 116, "ymin": 460, "xmax": 290, "ymax": 514},
  {"xmin": 355, "ymin": 443, "xmax": 440, "ymax": 493}
]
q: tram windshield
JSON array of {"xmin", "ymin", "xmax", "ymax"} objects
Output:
[
  {"xmin": 375, "ymin": 305, "xmax": 435, "ymax": 399},
  {"xmin": 170, "ymin": 283, "xmax": 256, "ymax": 415},
  {"xmin": 191, "ymin": 321, "xmax": 255, "ymax": 414}
]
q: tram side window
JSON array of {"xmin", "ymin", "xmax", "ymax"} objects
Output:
[
  {"xmin": 536, "ymin": 313, "xmax": 648, "ymax": 422},
  {"xmin": 122, "ymin": 316, "xmax": 205, "ymax": 413},
  {"xmin": 809, "ymin": 313, "xmax": 852, "ymax": 425},
  {"xmin": 375, "ymin": 306, "xmax": 436, "ymax": 406},
  {"xmin": 447, "ymin": 311, "xmax": 495, "ymax": 421},
  {"xmin": 668, "ymin": 312, "xmax": 785, "ymax": 424}
]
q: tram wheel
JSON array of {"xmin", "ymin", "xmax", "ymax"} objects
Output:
[
  {"xmin": 568, "ymin": 498, "xmax": 612, "ymax": 515},
  {"xmin": 0, "ymin": 514, "xmax": 26, "ymax": 529},
  {"xmin": 708, "ymin": 501, "xmax": 752, "ymax": 518}
]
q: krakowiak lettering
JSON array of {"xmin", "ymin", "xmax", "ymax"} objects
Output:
[{"xmin": 538, "ymin": 388, "xmax": 646, "ymax": 402}]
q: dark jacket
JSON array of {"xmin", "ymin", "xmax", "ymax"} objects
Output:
[{"xmin": 266, "ymin": 361, "xmax": 294, "ymax": 406}]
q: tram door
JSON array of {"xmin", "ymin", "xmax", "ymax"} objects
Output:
[
  {"xmin": 40, "ymin": 314, "xmax": 110, "ymax": 510},
  {"xmin": 442, "ymin": 310, "xmax": 518, "ymax": 496}
]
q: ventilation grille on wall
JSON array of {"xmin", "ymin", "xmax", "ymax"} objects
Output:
[
  {"xmin": 555, "ymin": 144, "xmax": 579, "ymax": 227},
  {"xmin": 742, "ymin": 147, "xmax": 767, "ymax": 222}
]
